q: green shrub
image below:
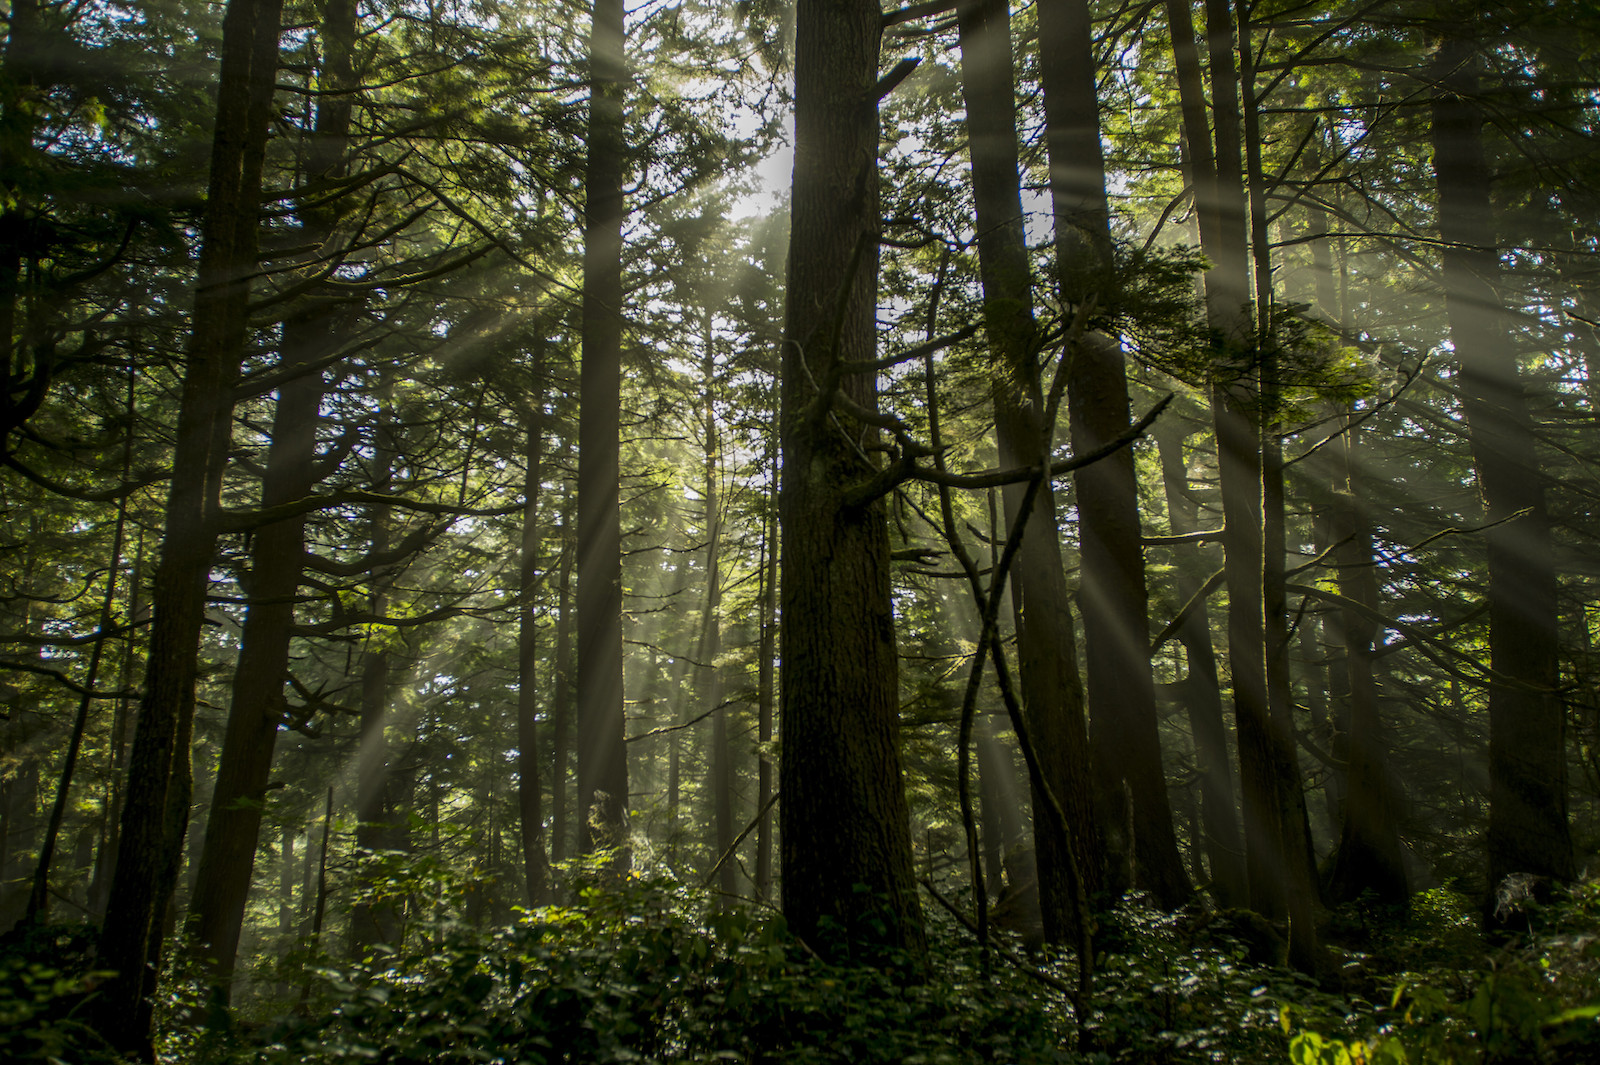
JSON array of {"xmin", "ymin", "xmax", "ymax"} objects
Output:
[
  {"xmin": 232, "ymin": 874, "xmax": 1078, "ymax": 1064},
  {"xmin": 1285, "ymin": 878, "xmax": 1600, "ymax": 1064},
  {"xmin": 0, "ymin": 922, "xmax": 119, "ymax": 1064}
]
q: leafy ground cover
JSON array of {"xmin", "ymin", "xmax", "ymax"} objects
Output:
[{"xmin": 5, "ymin": 872, "xmax": 1599, "ymax": 1064}]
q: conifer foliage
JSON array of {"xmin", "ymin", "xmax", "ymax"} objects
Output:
[{"xmin": 0, "ymin": 0, "xmax": 1597, "ymax": 1060}]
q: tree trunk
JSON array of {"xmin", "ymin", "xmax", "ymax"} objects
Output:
[
  {"xmin": 1325, "ymin": 487, "xmax": 1407, "ymax": 905},
  {"xmin": 279, "ymin": 823, "xmax": 295, "ymax": 937},
  {"xmin": 1153, "ymin": 419, "xmax": 1247, "ymax": 905},
  {"xmin": 754, "ymin": 466, "xmax": 777, "ymax": 902},
  {"xmin": 94, "ymin": 1, "xmax": 282, "ymax": 1054},
  {"xmin": 89, "ymin": 525, "xmax": 148, "ymax": 920},
  {"xmin": 1037, "ymin": 0, "xmax": 1188, "ymax": 907},
  {"xmin": 699, "ymin": 330, "xmax": 735, "ymax": 897},
  {"xmin": 955, "ymin": 0, "xmax": 1099, "ymax": 945},
  {"xmin": 778, "ymin": 0, "xmax": 924, "ymax": 961},
  {"xmin": 189, "ymin": 0, "xmax": 355, "ymax": 991},
  {"xmin": 0, "ymin": 0, "xmax": 47, "ymax": 457},
  {"xmin": 518, "ymin": 353, "xmax": 550, "ymax": 904},
  {"xmin": 25, "ymin": 369, "xmax": 135, "ymax": 923},
  {"xmin": 576, "ymin": 0, "xmax": 630, "ymax": 860},
  {"xmin": 1431, "ymin": 33, "xmax": 1572, "ymax": 895},
  {"xmin": 1239, "ymin": 5, "xmax": 1320, "ymax": 965},
  {"xmin": 352, "ymin": 387, "xmax": 402, "ymax": 953},
  {"xmin": 550, "ymin": 507, "xmax": 574, "ymax": 867},
  {"xmin": 1165, "ymin": 0, "xmax": 1318, "ymax": 968}
]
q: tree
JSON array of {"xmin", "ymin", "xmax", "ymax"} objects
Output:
[
  {"xmin": 517, "ymin": 332, "xmax": 552, "ymax": 906},
  {"xmin": 188, "ymin": 0, "xmax": 358, "ymax": 991},
  {"xmin": 1163, "ymin": 0, "xmax": 1318, "ymax": 969},
  {"xmin": 576, "ymin": 0, "xmax": 630, "ymax": 861},
  {"xmin": 954, "ymin": 0, "xmax": 1100, "ymax": 944},
  {"xmin": 778, "ymin": 0, "xmax": 924, "ymax": 961},
  {"xmin": 94, "ymin": 0, "xmax": 284, "ymax": 1053},
  {"xmin": 1431, "ymin": 27, "xmax": 1574, "ymax": 897},
  {"xmin": 1036, "ymin": 0, "xmax": 1189, "ymax": 907}
]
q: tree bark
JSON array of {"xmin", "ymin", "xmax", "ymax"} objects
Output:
[
  {"xmin": 1165, "ymin": 0, "xmax": 1318, "ymax": 968},
  {"xmin": 754, "ymin": 463, "xmax": 777, "ymax": 902},
  {"xmin": 576, "ymin": 0, "xmax": 630, "ymax": 860},
  {"xmin": 779, "ymin": 0, "xmax": 924, "ymax": 961},
  {"xmin": 1325, "ymin": 487, "xmax": 1407, "ymax": 905},
  {"xmin": 93, "ymin": 0, "xmax": 282, "ymax": 1053},
  {"xmin": 1431, "ymin": 33, "xmax": 1572, "ymax": 895},
  {"xmin": 550, "ymin": 505, "xmax": 575, "ymax": 866},
  {"xmin": 1036, "ymin": 0, "xmax": 1188, "ymax": 907},
  {"xmin": 955, "ymin": 0, "xmax": 1099, "ymax": 944},
  {"xmin": 518, "ymin": 348, "xmax": 551, "ymax": 904},
  {"xmin": 188, "ymin": 0, "xmax": 355, "ymax": 990},
  {"xmin": 1153, "ymin": 419, "xmax": 1247, "ymax": 905}
]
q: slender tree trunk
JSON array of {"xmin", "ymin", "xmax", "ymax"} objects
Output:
[
  {"xmin": 89, "ymin": 525, "xmax": 147, "ymax": 920},
  {"xmin": 518, "ymin": 351, "xmax": 550, "ymax": 904},
  {"xmin": 754, "ymin": 461, "xmax": 777, "ymax": 902},
  {"xmin": 278, "ymin": 824, "xmax": 295, "ymax": 937},
  {"xmin": 976, "ymin": 711, "xmax": 1024, "ymax": 896},
  {"xmin": 550, "ymin": 507, "xmax": 574, "ymax": 866},
  {"xmin": 1153, "ymin": 420, "xmax": 1247, "ymax": 905},
  {"xmin": 955, "ymin": 0, "xmax": 1099, "ymax": 944},
  {"xmin": 1036, "ymin": 0, "xmax": 1188, "ymax": 907},
  {"xmin": 576, "ymin": 0, "xmax": 630, "ymax": 860},
  {"xmin": 25, "ymin": 370, "xmax": 135, "ymax": 923},
  {"xmin": 352, "ymin": 389, "xmax": 400, "ymax": 953},
  {"xmin": 698, "ymin": 329, "xmax": 735, "ymax": 897},
  {"xmin": 94, "ymin": 1, "xmax": 283, "ymax": 1053},
  {"xmin": 1239, "ymin": 7, "xmax": 1320, "ymax": 965},
  {"xmin": 1166, "ymin": 0, "xmax": 1318, "ymax": 968},
  {"xmin": 779, "ymin": 0, "xmax": 924, "ymax": 961},
  {"xmin": 1326, "ymin": 484, "xmax": 1407, "ymax": 905},
  {"xmin": 1431, "ymin": 34, "xmax": 1572, "ymax": 895}
]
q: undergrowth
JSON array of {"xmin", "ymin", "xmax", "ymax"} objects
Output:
[{"xmin": 3, "ymin": 870, "xmax": 1598, "ymax": 1063}]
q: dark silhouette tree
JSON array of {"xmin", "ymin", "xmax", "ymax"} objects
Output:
[{"xmin": 778, "ymin": 0, "xmax": 924, "ymax": 961}]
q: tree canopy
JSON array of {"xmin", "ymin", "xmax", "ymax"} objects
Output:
[{"xmin": 1, "ymin": 0, "xmax": 1599, "ymax": 1062}]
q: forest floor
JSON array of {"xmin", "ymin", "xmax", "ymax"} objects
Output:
[{"xmin": 5, "ymin": 870, "xmax": 1600, "ymax": 1063}]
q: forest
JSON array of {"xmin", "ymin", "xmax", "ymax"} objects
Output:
[{"xmin": 1, "ymin": 0, "xmax": 1598, "ymax": 1061}]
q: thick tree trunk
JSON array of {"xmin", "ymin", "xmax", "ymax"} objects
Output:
[
  {"xmin": 0, "ymin": 0, "xmax": 47, "ymax": 456},
  {"xmin": 1037, "ymin": 0, "xmax": 1188, "ymax": 907},
  {"xmin": 1431, "ymin": 35, "xmax": 1572, "ymax": 895},
  {"xmin": 93, "ymin": 1, "xmax": 282, "ymax": 1054},
  {"xmin": 779, "ymin": 0, "xmax": 924, "ymax": 961},
  {"xmin": 955, "ymin": 0, "xmax": 1099, "ymax": 944},
  {"xmin": 576, "ymin": 0, "xmax": 629, "ymax": 860}
]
